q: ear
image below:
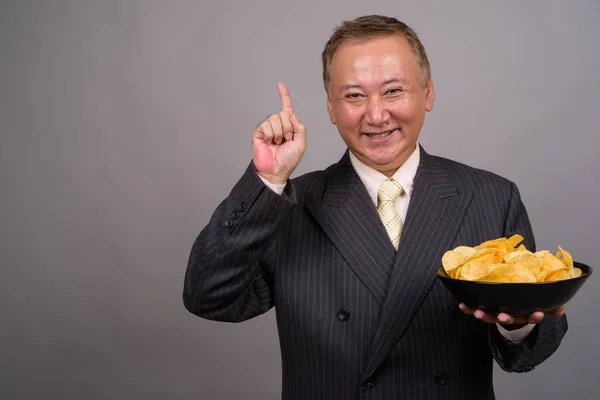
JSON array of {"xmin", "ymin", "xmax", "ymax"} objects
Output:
[
  {"xmin": 424, "ymin": 78, "xmax": 435, "ymax": 112},
  {"xmin": 327, "ymin": 95, "xmax": 336, "ymax": 124}
]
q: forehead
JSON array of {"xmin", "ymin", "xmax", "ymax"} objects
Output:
[{"xmin": 330, "ymin": 36, "xmax": 419, "ymax": 84}]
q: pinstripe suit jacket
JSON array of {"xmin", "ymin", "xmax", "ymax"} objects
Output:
[{"xmin": 184, "ymin": 146, "xmax": 568, "ymax": 399}]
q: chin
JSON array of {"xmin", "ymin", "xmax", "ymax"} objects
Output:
[
  {"xmin": 366, "ymin": 150, "xmax": 401, "ymax": 164},
  {"xmin": 364, "ymin": 157, "xmax": 399, "ymax": 171}
]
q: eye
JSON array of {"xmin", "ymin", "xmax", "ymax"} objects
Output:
[
  {"xmin": 386, "ymin": 88, "xmax": 403, "ymax": 95},
  {"xmin": 345, "ymin": 93, "xmax": 363, "ymax": 99}
]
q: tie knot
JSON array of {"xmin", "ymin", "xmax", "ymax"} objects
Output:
[{"xmin": 378, "ymin": 179, "xmax": 403, "ymax": 202}]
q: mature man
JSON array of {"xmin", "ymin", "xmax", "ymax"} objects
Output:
[{"xmin": 184, "ymin": 15, "xmax": 567, "ymax": 399}]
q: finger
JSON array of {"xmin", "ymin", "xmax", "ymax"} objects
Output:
[
  {"xmin": 459, "ymin": 303, "xmax": 475, "ymax": 314},
  {"xmin": 260, "ymin": 120, "xmax": 274, "ymax": 144},
  {"xmin": 473, "ymin": 310, "xmax": 497, "ymax": 324},
  {"xmin": 527, "ymin": 311, "xmax": 545, "ymax": 324},
  {"xmin": 268, "ymin": 114, "xmax": 284, "ymax": 145},
  {"xmin": 550, "ymin": 305, "xmax": 566, "ymax": 317},
  {"xmin": 279, "ymin": 110, "xmax": 293, "ymax": 142},
  {"xmin": 498, "ymin": 313, "xmax": 536, "ymax": 326},
  {"xmin": 278, "ymin": 82, "xmax": 294, "ymax": 113},
  {"xmin": 497, "ymin": 313, "xmax": 513, "ymax": 324}
]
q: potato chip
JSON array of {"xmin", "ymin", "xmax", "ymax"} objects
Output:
[
  {"xmin": 545, "ymin": 269, "xmax": 571, "ymax": 282},
  {"xmin": 480, "ymin": 263, "xmax": 509, "ymax": 282},
  {"xmin": 503, "ymin": 263, "xmax": 537, "ymax": 283},
  {"xmin": 509, "ymin": 253, "xmax": 543, "ymax": 278},
  {"xmin": 454, "ymin": 246, "xmax": 477, "ymax": 258},
  {"xmin": 459, "ymin": 251, "xmax": 504, "ymax": 281},
  {"xmin": 570, "ymin": 268, "xmax": 583, "ymax": 278},
  {"xmin": 442, "ymin": 251, "xmax": 468, "ymax": 273},
  {"xmin": 474, "ymin": 234, "xmax": 525, "ymax": 253},
  {"xmin": 441, "ymin": 236, "xmax": 579, "ymax": 283},
  {"xmin": 450, "ymin": 266, "xmax": 463, "ymax": 279},
  {"xmin": 535, "ymin": 251, "xmax": 568, "ymax": 281},
  {"xmin": 506, "ymin": 234, "xmax": 525, "ymax": 249},
  {"xmin": 534, "ymin": 250, "xmax": 552, "ymax": 259},
  {"xmin": 556, "ymin": 245, "xmax": 573, "ymax": 267},
  {"xmin": 475, "ymin": 237, "xmax": 508, "ymax": 251},
  {"xmin": 504, "ymin": 249, "xmax": 534, "ymax": 263}
]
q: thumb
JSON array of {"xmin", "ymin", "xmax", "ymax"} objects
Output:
[
  {"xmin": 290, "ymin": 113, "xmax": 306, "ymax": 148},
  {"xmin": 291, "ymin": 113, "xmax": 302, "ymax": 133}
]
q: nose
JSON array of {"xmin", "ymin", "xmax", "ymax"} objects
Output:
[{"xmin": 365, "ymin": 96, "xmax": 390, "ymax": 126}]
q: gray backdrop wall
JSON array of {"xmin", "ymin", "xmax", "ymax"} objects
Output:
[{"xmin": 1, "ymin": 1, "xmax": 599, "ymax": 399}]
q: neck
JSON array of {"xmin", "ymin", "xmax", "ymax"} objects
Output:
[{"xmin": 355, "ymin": 144, "xmax": 418, "ymax": 177}]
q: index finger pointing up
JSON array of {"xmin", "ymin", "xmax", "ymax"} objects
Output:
[{"xmin": 278, "ymin": 82, "xmax": 294, "ymax": 113}]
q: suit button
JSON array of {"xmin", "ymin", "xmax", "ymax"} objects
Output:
[
  {"xmin": 435, "ymin": 372, "xmax": 447, "ymax": 385},
  {"xmin": 337, "ymin": 308, "xmax": 350, "ymax": 321},
  {"xmin": 224, "ymin": 220, "xmax": 233, "ymax": 228},
  {"xmin": 363, "ymin": 377, "xmax": 376, "ymax": 388},
  {"xmin": 231, "ymin": 210, "xmax": 240, "ymax": 219},
  {"xmin": 236, "ymin": 202, "xmax": 246, "ymax": 212}
]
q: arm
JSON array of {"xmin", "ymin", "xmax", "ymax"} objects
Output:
[
  {"xmin": 487, "ymin": 182, "xmax": 568, "ymax": 372},
  {"xmin": 183, "ymin": 82, "xmax": 306, "ymax": 323},
  {"xmin": 183, "ymin": 163, "xmax": 296, "ymax": 322},
  {"xmin": 489, "ymin": 314, "xmax": 568, "ymax": 373}
]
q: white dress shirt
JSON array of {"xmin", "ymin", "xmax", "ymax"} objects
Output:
[
  {"xmin": 257, "ymin": 143, "xmax": 535, "ymax": 343},
  {"xmin": 348, "ymin": 144, "xmax": 419, "ymax": 224}
]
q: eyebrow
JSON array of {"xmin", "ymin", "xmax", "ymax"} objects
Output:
[{"xmin": 341, "ymin": 77, "xmax": 408, "ymax": 91}]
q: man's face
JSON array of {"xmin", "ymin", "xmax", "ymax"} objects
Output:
[{"xmin": 327, "ymin": 35, "xmax": 434, "ymax": 176}]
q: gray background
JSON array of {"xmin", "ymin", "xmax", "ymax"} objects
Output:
[{"xmin": 1, "ymin": 0, "xmax": 599, "ymax": 399}]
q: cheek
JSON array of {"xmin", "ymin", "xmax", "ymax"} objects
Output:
[
  {"xmin": 335, "ymin": 106, "xmax": 363, "ymax": 128},
  {"xmin": 392, "ymin": 102, "xmax": 424, "ymax": 124}
]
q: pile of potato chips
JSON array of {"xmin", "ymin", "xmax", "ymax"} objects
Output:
[{"xmin": 442, "ymin": 234, "xmax": 582, "ymax": 283}]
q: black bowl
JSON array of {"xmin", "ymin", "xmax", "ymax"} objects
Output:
[{"xmin": 435, "ymin": 262, "xmax": 593, "ymax": 315}]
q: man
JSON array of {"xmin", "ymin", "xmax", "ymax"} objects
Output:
[{"xmin": 183, "ymin": 15, "xmax": 567, "ymax": 399}]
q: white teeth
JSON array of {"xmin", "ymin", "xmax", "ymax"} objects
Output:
[{"xmin": 368, "ymin": 130, "xmax": 392, "ymax": 139}]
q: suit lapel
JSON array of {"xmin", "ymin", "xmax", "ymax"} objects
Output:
[
  {"xmin": 363, "ymin": 147, "xmax": 474, "ymax": 379},
  {"xmin": 307, "ymin": 152, "xmax": 396, "ymax": 306}
]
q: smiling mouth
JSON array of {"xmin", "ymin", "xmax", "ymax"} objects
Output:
[{"xmin": 365, "ymin": 129, "xmax": 397, "ymax": 139}]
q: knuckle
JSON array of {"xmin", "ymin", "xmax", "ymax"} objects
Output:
[{"xmin": 261, "ymin": 123, "xmax": 272, "ymax": 136}]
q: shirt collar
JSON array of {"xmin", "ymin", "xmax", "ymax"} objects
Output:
[{"xmin": 349, "ymin": 143, "xmax": 420, "ymax": 206}]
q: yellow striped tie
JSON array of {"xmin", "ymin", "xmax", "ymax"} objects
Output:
[{"xmin": 377, "ymin": 179, "xmax": 404, "ymax": 250}]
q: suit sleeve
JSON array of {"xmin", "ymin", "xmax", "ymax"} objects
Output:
[
  {"xmin": 182, "ymin": 162, "xmax": 296, "ymax": 322},
  {"xmin": 488, "ymin": 182, "xmax": 568, "ymax": 372}
]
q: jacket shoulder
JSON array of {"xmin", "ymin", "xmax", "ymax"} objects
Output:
[
  {"xmin": 429, "ymin": 154, "xmax": 516, "ymax": 193},
  {"xmin": 289, "ymin": 169, "xmax": 327, "ymax": 203}
]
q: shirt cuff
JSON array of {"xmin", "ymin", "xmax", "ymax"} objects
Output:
[
  {"xmin": 496, "ymin": 323, "xmax": 536, "ymax": 344},
  {"xmin": 257, "ymin": 173, "xmax": 287, "ymax": 195}
]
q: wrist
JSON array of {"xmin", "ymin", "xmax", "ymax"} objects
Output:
[{"xmin": 257, "ymin": 172, "xmax": 288, "ymax": 185}]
